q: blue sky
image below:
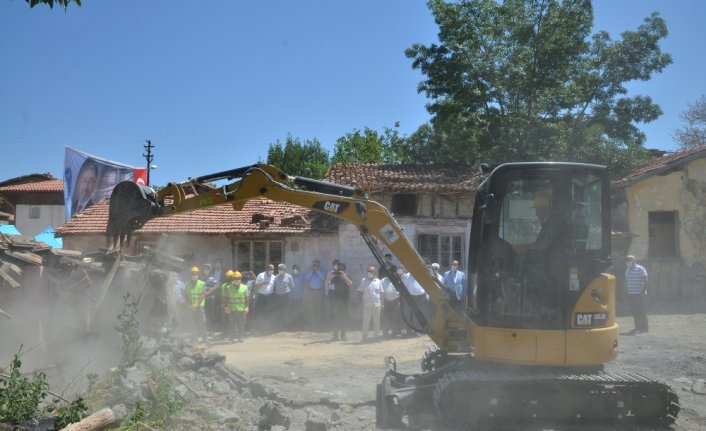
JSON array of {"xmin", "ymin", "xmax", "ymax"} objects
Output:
[{"xmin": 1, "ymin": 1, "xmax": 704, "ymax": 186}]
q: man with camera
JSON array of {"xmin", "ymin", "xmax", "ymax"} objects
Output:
[{"xmin": 325, "ymin": 261, "xmax": 353, "ymax": 341}]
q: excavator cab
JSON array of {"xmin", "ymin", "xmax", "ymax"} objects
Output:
[
  {"xmin": 469, "ymin": 163, "xmax": 611, "ymax": 332},
  {"xmin": 467, "ymin": 163, "xmax": 615, "ymax": 366}
]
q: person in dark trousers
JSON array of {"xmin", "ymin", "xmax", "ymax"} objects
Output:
[
  {"xmin": 625, "ymin": 255, "xmax": 649, "ymax": 333},
  {"xmin": 254, "ymin": 264, "xmax": 276, "ymax": 334},
  {"xmin": 325, "ymin": 262, "xmax": 353, "ymax": 341}
]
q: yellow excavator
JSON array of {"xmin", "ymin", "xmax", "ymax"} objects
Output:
[{"xmin": 106, "ymin": 162, "xmax": 679, "ymax": 428}]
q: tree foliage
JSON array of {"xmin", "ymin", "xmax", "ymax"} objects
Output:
[
  {"xmin": 673, "ymin": 95, "xmax": 706, "ymax": 149},
  {"xmin": 331, "ymin": 124, "xmax": 406, "ymax": 164},
  {"xmin": 266, "ymin": 135, "xmax": 331, "ymax": 179},
  {"xmin": 25, "ymin": 0, "xmax": 80, "ymax": 9},
  {"xmin": 405, "ymin": 0, "xmax": 671, "ymax": 176}
]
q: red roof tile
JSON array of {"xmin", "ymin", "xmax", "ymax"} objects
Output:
[
  {"xmin": 0, "ymin": 179, "xmax": 63, "ymax": 193},
  {"xmin": 0, "ymin": 173, "xmax": 55, "ymax": 184},
  {"xmin": 324, "ymin": 164, "xmax": 482, "ymax": 193},
  {"xmin": 56, "ymin": 198, "xmax": 337, "ymax": 236},
  {"xmin": 614, "ymin": 144, "xmax": 706, "ymax": 186}
]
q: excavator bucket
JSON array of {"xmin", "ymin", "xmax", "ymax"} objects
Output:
[{"xmin": 107, "ymin": 181, "xmax": 163, "ymax": 247}]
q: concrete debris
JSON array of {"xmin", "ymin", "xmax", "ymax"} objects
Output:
[
  {"xmin": 305, "ymin": 410, "xmax": 329, "ymax": 431},
  {"xmin": 210, "ymin": 380, "xmax": 233, "ymax": 396},
  {"xmin": 178, "ymin": 356, "xmax": 196, "ymax": 370},
  {"xmin": 211, "ymin": 406, "xmax": 241, "ymax": 423},
  {"xmin": 259, "ymin": 400, "xmax": 291, "ymax": 430},
  {"xmin": 111, "ymin": 403, "xmax": 128, "ymax": 421},
  {"xmin": 147, "ymin": 351, "xmax": 172, "ymax": 370},
  {"xmin": 693, "ymin": 378, "xmax": 706, "ymax": 395}
]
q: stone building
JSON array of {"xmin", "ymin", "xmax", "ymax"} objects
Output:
[
  {"xmin": 324, "ymin": 164, "xmax": 482, "ymax": 281},
  {"xmin": 612, "ymin": 144, "xmax": 706, "ymax": 300}
]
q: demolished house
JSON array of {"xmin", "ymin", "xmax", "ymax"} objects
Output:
[{"xmin": 56, "ymin": 197, "xmax": 339, "ymax": 276}]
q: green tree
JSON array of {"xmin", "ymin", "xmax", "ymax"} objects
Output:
[
  {"xmin": 331, "ymin": 124, "xmax": 405, "ymax": 164},
  {"xmin": 673, "ymin": 95, "xmax": 706, "ymax": 149},
  {"xmin": 266, "ymin": 135, "xmax": 330, "ymax": 179},
  {"xmin": 405, "ymin": 0, "xmax": 670, "ymax": 176},
  {"xmin": 25, "ymin": 0, "xmax": 80, "ymax": 9}
]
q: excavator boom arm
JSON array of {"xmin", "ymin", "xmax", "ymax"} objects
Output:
[{"xmin": 107, "ymin": 164, "xmax": 472, "ymax": 351}]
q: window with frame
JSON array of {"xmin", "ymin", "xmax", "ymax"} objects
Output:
[
  {"xmin": 29, "ymin": 206, "xmax": 41, "ymax": 219},
  {"xmin": 417, "ymin": 233, "xmax": 463, "ymax": 269},
  {"xmin": 569, "ymin": 172, "xmax": 603, "ymax": 252},
  {"xmin": 391, "ymin": 194, "xmax": 418, "ymax": 216},
  {"xmin": 235, "ymin": 240, "xmax": 284, "ymax": 272},
  {"xmin": 648, "ymin": 211, "xmax": 678, "ymax": 257}
]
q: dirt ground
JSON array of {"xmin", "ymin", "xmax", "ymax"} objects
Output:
[{"xmin": 211, "ymin": 312, "xmax": 706, "ymax": 430}]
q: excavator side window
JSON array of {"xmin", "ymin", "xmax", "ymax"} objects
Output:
[{"xmin": 569, "ymin": 174, "xmax": 603, "ymax": 253}]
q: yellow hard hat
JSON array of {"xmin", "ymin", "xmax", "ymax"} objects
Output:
[
  {"xmin": 225, "ymin": 270, "xmax": 235, "ymax": 278},
  {"xmin": 532, "ymin": 194, "xmax": 550, "ymax": 209},
  {"xmin": 190, "ymin": 266, "xmax": 200, "ymax": 274},
  {"xmin": 232, "ymin": 271, "xmax": 242, "ymax": 279}
]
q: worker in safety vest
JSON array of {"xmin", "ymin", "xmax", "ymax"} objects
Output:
[
  {"xmin": 184, "ymin": 266, "xmax": 207, "ymax": 341},
  {"xmin": 222, "ymin": 270, "xmax": 249, "ymax": 343}
]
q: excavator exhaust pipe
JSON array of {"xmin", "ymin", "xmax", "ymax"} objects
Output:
[{"xmin": 107, "ymin": 181, "xmax": 163, "ymax": 247}]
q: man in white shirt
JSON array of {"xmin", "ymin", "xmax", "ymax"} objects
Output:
[
  {"xmin": 274, "ymin": 263, "xmax": 294, "ymax": 331},
  {"xmin": 358, "ymin": 266, "xmax": 383, "ymax": 342},
  {"xmin": 254, "ymin": 264, "xmax": 276, "ymax": 333},
  {"xmin": 400, "ymin": 264, "xmax": 429, "ymax": 335},
  {"xmin": 381, "ymin": 276, "xmax": 402, "ymax": 338}
]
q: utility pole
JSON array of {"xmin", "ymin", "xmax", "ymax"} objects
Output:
[{"xmin": 143, "ymin": 139, "xmax": 154, "ymax": 187}]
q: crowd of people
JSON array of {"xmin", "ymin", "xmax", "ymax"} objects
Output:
[{"xmin": 175, "ymin": 256, "xmax": 468, "ymax": 344}]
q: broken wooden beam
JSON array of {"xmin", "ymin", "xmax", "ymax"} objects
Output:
[
  {"xmin": 60, "ymin": 407, "xmax": 118, "ymax": 431},
  {"xmin": 58, "ymin": 255, "xmax": 106, "ymax": 273},
  {"xmin": 0, "ymin": 261, "xmax": 21, "ymax": 288}
]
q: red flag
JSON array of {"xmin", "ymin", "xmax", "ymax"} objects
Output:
[{"xmin": 134, "ymin": 168, "xmax": 147, "ymax": 186}]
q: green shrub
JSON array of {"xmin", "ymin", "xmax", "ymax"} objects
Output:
[
  {"xmin": 116, "ymin": 292, "xmax": 144, "ymax": 370},
  {"xmin": 0, "ymin": 353, "xmax": 48, "ymax": 422},
  {"xmin": 0, "ymin": 349, "xmax": 86, "ymax": 426}
]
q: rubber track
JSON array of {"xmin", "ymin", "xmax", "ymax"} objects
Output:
[{"xmin": 432, "ymin": 368, "xmax": 680, "ymax": 429}]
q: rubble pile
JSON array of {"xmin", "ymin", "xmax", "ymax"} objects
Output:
[
  {"xmin": 1, "ymin": 239, "xmax": 348, "ymax": 430},
  {"xmin": 82, "ymin": 334, "xmax": 341, "ymax": 431}
]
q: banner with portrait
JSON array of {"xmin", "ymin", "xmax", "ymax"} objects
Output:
[{"xmin": 64, "ymin": 147, "xmax": 139, "ymax": 220}]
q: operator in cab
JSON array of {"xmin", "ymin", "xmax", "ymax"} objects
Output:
[{"xmin": 512, "ymin": 194, "xmax": 555, "ymax": 254}]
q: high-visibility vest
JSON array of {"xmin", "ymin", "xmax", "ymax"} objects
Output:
[
  {"xmin": 185, "ymin": 279, "xmax": 205, "ymax": 307},
  {"xmin": 222, "ymin": 282, "xmax": 248, "ymax": 312}
]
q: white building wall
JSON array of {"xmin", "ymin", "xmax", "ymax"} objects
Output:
[
  {"xmin": 15, "ymin": 204, "xmax": 66, "ymax": 236},
  {"xmin": 337, "ymin": 224, "xmax": 374, "ymax": 283},
  {"xmin": 283, "ymin": 235, "xmax": 339, "ymax": 272},
  {"xmin": 336, "ymin": 217, "xmax": 472, "ymax": 282},
  {"xmin": 63, "ymin": 232, "xmax": 339, "ymax": 275}
]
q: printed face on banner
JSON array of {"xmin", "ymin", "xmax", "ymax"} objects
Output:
[{"xmin": 64, "ymin": 147, "xmax": 139, "ymax": 220}]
